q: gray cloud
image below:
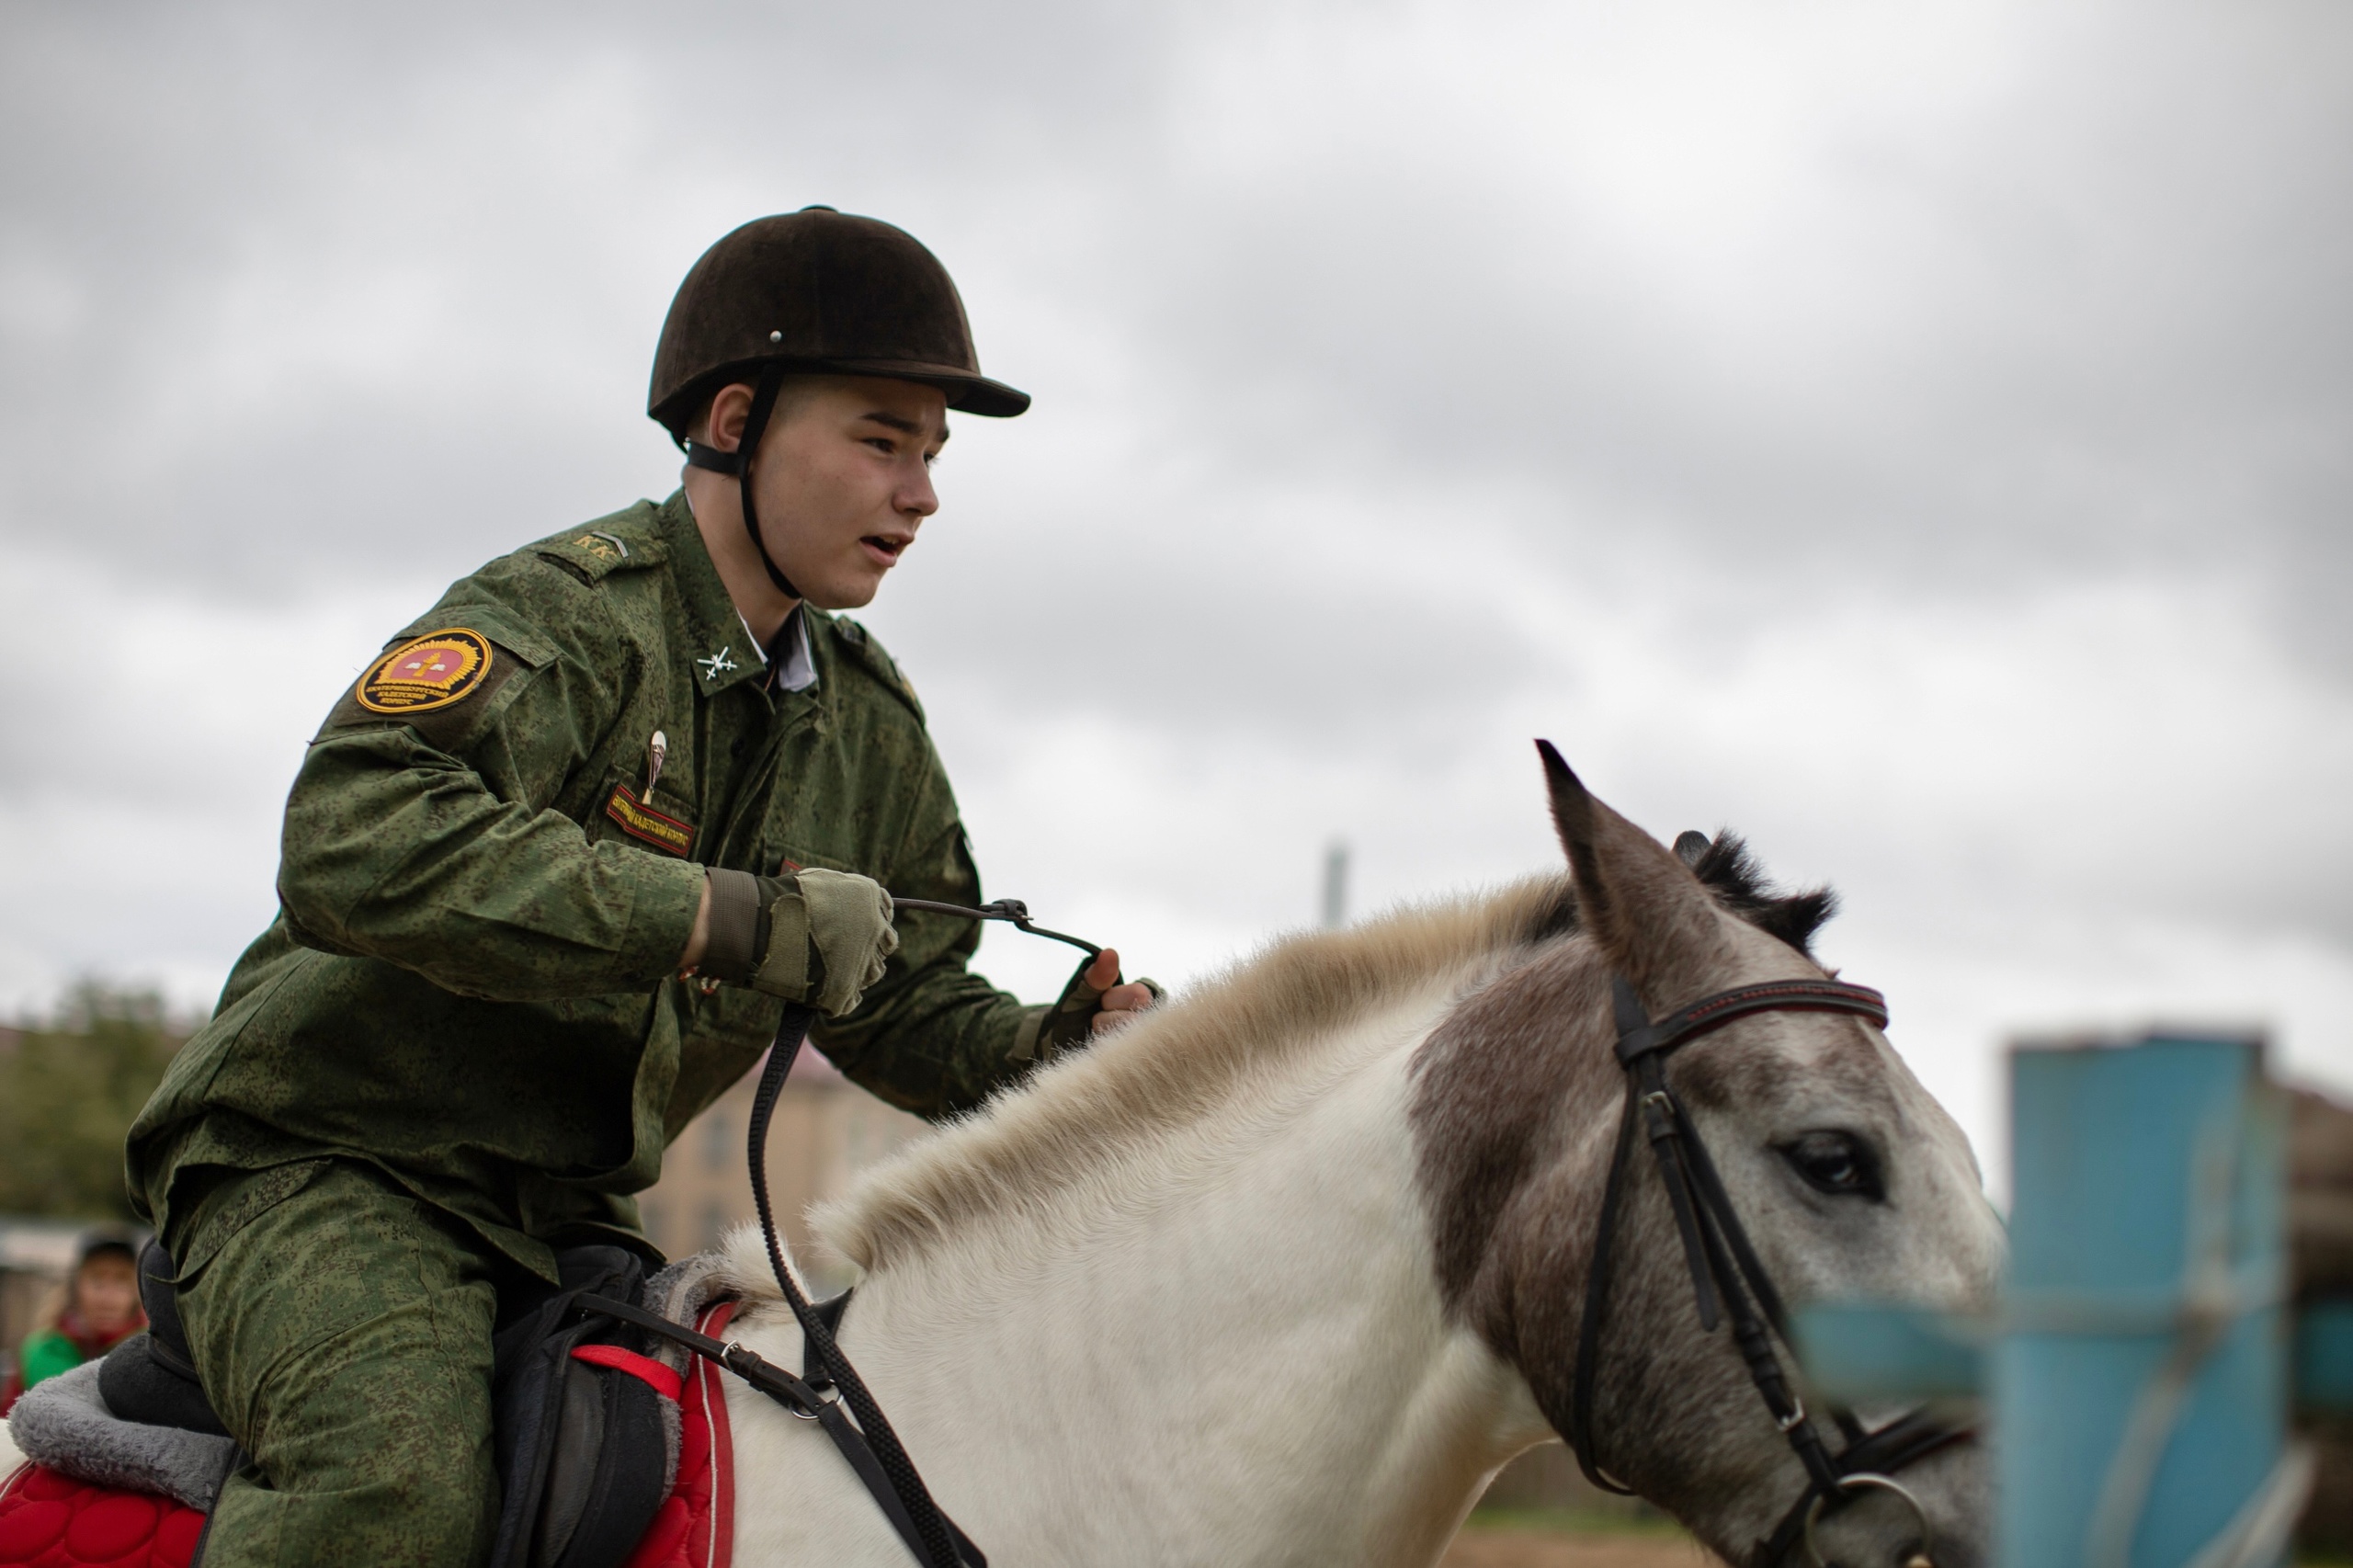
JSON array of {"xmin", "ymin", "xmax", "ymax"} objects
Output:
[
  {"xmin": 1125, "ymin": 5, "xmax": 2353, "ymax": 626},
  {"xmin": 11, "ymin": 2, "xmax": 2348, "ymax": 620},
  {"xmin": 3, "ymin": 0, "xmax": 2349, "ymax": 1143}
]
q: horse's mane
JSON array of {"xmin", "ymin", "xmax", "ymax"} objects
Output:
[
  {"xmin": 812, "ymin": 832, "xmax": 1834, "ymax": 1277},
  {"xmin": 816, "ymin": 876, "xmax": 1578, "ymax": 1274}
]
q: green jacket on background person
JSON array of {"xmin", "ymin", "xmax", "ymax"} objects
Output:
[
  {"xmin": 128, "ymin": 489, "xmax": 1051, "ymax": 1287},
  {"xmin": 15, "ymin": 1330, "xmax": 93, "ymax": 1392},
  {"xmin": 10, "ymin": 1309, "xmax": 142, "ymax": 1400}
]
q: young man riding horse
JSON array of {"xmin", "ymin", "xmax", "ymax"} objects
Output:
[{"xmin": 124, "ymin": 209, "xmax": 1154, "ymax": 1567}]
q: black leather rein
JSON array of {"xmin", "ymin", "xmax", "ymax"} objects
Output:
[
  {"xmin": 892, "ymin": 897, "xmax": 1102, "ymax": 958},
  {"xmin": 1568, "ymin": 975, "xmax": 1972, "ymax": 1565},
  {"xmin": 607, "ymin": 896, "xmax": 1103, "ymax": 1568}
]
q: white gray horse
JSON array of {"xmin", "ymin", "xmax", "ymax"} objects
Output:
[
  {"xmin": 0, "ymin": 755, "xmax": 1997, "ymax": 1563},
  {"xmin": 709, "ymin": 753, "xmax": 2001, "ymax": 1566}
]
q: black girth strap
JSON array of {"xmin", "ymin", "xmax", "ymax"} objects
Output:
[{"xmin": 1566, "ymin": 972, "xmax": 1966, "ymax": 1562}]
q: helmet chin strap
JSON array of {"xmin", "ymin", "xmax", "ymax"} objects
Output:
[{"xmin": 683, "ymin": 363, "xmax": 802, "ymax": 602}]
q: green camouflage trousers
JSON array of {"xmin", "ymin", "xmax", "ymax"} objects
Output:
[{"xmin": 169, "ymin": 1160, "xmax": 509, "ymax": 1568}]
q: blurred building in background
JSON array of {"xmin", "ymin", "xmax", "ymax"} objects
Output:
[
  {"xmin": 1322, "ymin": 841, "xmax": 1349, "ymax": 931},
  {"xmin": 636, "ymin": 1044, "xmax": 927, "ymax": 1290}
]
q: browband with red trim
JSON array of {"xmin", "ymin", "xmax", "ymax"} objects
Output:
[{"xmin": 1613, "ymin": 978, "xmax": 1888, "ymax": 1065}]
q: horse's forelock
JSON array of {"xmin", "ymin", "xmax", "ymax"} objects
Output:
[{"xmin": 1689, "ymin": 832, "xmax": 1839, "ymax": 955}]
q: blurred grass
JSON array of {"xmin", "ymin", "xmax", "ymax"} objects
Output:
[
  {"xmin": 1462, "ymin": 1505, "xmax": 2350, "ymax": 1568},
  {"xmin": 1463, "ymin": 1507, "xmax": 1693, "ymax": 1540}
]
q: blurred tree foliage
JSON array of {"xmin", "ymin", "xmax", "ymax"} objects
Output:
[{"xmin": 0, "ymin": 983, "xmax": 188, "ymax": 1220}]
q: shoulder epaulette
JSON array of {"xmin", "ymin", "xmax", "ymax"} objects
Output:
[
  {"xmin": 824, "ymin": 615, "xmax": 926, "ymax": 722},
  {"xmin": 528, "ymin": 506, "xmax": 670, "ymax": 585}
]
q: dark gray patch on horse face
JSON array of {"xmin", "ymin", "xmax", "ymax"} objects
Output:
[
  {"xmin": 1407, "ymin": 932, "xmax": 1770, "ymax": 1521},
  {"xmin": 1409, "ymin": 942, "xmax": 1617, "ymax": 1354}
]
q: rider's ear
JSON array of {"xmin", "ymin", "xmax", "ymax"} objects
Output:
[{"xmin": 1534, "ymin": 740, "xmax": 1734, "ymax": 1008}]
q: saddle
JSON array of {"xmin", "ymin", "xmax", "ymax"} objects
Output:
[{"xmin": 3, "ymin": 1240, "xmax": 793, "ymax": 1568}]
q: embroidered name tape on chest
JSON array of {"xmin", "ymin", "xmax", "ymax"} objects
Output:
[
  {"xmin": 356, "ymin": 629, "xmax": 494, "ymax": 714},
  {"xmin": 605, "ymin": 782, "xmax": 696, "ymax": 857}
]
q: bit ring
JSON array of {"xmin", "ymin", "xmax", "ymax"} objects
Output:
[{"xmin": 1802, "ymin": 1472, "xmax": 1934, "ymax": 1568}]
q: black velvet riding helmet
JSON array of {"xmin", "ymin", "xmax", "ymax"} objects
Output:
[{"xmin": 647, "ymin": 207, "xmax": 1029, "ymax": 599}]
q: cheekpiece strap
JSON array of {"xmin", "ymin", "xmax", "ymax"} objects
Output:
[
  {"xmin": 1614, "ymin": 977, "xmax": 1887, "ymax": 1066},
  {"xmin": 1589, "ymin": 969, "xmax": 1963, "ymax": 1551},
  {"xmin": 1610, "ymin": 977, "xmax": 1654, "ymax": 1052}
]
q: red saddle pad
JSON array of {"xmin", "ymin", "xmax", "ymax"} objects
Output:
[
  {"xmin": 0, "ymin": 1297, "xmax": 741, "ymax": 1568},
  {"xmin": 620, "ymin": 1297, "xmax": 738, "ymax": 1568},
  {"xmin": 0, "ymin": 1463, "xmax": 206, "ymax": 1568}
]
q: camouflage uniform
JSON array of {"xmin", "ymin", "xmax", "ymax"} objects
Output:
[{"xmin": 127, "ymin": 491, "xmax": 1052, "ymax": 1564}]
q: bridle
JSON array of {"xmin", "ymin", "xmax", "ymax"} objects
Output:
[{"xmin": 1569, "ymin": 973, "xmax": 1972, "ymax": 1568}]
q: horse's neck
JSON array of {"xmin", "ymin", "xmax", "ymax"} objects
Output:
[{"xmin": 725, "ymin": 988, "xmax": 1551, "ymax": 1568}]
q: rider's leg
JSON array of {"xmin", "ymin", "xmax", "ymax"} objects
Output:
[{"xmin": 169, "ymin": 1159, "xmax": 505, "ymax": 1568}]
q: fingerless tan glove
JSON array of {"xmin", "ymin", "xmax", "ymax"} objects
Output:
[{"xmin": 699, "ymin": 867, "xmax": 899, "ymax": 1017}]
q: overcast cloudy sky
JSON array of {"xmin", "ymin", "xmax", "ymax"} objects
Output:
[{"xmin": 4, "ymin": 0, "xmax": 2348, "ymax": 1176}]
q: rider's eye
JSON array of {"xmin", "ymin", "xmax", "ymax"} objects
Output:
[{"xmin": 1779, "ymin": 1131, "xmax": 1882, "ymax": 1200}]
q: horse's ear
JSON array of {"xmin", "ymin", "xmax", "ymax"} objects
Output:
[{"xmin": 1535, "ymin": 740, "xmax": 1734, "ymax": 1005}]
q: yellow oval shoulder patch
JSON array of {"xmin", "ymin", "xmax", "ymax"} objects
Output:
[{"xmin": 357, "ymin": 629, "xmax": 494, "ymax": 714}]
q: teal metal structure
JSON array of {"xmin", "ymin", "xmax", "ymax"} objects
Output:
[{"xmin": 1792, "ymin": 1034, "xmax": 2353, "ymax": 1568}]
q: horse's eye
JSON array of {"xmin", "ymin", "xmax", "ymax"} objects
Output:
[{"xmin": 1780, "ymin": 1131, "xmax": 1882, "ymax": 1200}]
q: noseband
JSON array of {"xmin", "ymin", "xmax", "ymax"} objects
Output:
[{"xmin": 1568, "ymin": 975, "xmax": 1972, "ymax": 1566}]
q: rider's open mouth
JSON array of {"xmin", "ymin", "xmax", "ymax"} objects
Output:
[{"xmin": 862, "ymin": 536, "xmax": 905, "ymax": 563}]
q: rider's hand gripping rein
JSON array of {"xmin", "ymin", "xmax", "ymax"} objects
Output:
[{"xmin": 699, "ymin": 868, "xmax": 899, "ymax": 1017}]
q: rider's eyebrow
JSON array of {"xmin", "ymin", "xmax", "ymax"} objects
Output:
[{"xmin": 858, "ymin": 411, "xmax": 950, "ymax": 446}]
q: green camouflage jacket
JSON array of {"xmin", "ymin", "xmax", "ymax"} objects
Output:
[{"xmin": 128, "ymin": 491, "xmax": 1048, "ymax": 1281}]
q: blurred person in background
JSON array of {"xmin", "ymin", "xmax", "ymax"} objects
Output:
[{"xmin": 0, "ymin": 1231, "xmax": 145, "ymax": 1413}]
